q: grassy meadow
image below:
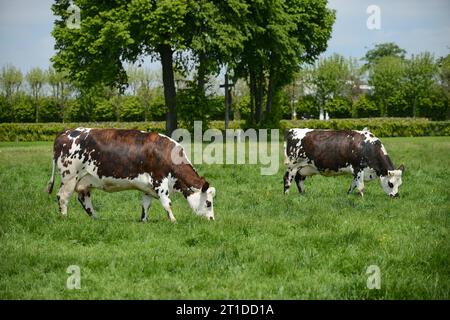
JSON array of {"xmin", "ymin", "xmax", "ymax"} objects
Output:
[{"xmin": 0, "ymin": 137, "xmax": 449, "ymax": 299}]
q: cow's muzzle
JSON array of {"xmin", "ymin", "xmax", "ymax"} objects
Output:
[
  {"xmin": 208, "ymin": 216, "xmax": 215, "ymax": 221},
  {"xmin": 390, "ymin": 193, "xmax": 399, "ymax": 198}
]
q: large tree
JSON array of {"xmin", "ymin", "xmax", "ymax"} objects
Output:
[
  {"xmin": 26, "ymin": 67, "xmax": 46, "ymax": 122},
  {"xmin": 403, "ymin": 52, "xmax": 438, "ymax": 117},
  {"xmin": 52, "ymin": 0, "xmax": 249, "ymax": 135},
  {"xmin": 310, "ymin": 54, "xmax": 351, "ymax": 116},
  {"xmin": 368, "ymin": 56, "xmax": 405, "ymax": 116},
  {"xmin": 363, "ymin": 42, "xmax": 406, "ymax": 70},
  {"xmin": 234, "ymin": 0, "xmax": 335, "ymax": 124},
  {"xmin": 0, "ymin": 64, "xmax": 23, "ymax": 99},
  {"xmin": 52, "ymin": 0, "xmax": 191, "ymax": 135}
]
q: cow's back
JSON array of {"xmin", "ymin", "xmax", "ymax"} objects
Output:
[
  {"xmin": 54, "ymin": 128, "xmax": 204, "ymax": 192},
  {"xmin": 286, "ymin": 129, "xmax": 375, "ymax": 173}
]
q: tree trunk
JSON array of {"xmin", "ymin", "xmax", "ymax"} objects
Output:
[
  {"xmin": 255, "ymin": 68, "xmax": 264, "ymax": 124},
  {"xmin": 266, "ymin": 68, "xmax": 274, "ymax": 115},
  {"xmin": 224, "ymin": 72, "xmax": 230, "ymax": 130},
  {"xmin": 197, "ymin": 52, "xmax": 207, "ymax": 96},
  {"xmin": 159, "ymin": 44, "xmax": 177, "ymax": 136},
  {"xmin": 249, "ymin": 71, "xmax": 256, "ymax": 124},
  {"xmin": 34, "ymin": 91, "xmax": 39, "ymax": 123}
]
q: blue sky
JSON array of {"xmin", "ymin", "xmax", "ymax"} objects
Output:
[{"xmin": 0, "ymin": 0, "xmax": 449, "ymax": 73}]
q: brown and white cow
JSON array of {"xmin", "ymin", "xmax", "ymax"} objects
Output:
[
  {"xmin": 46, "ymin": 128, "xmax": 216, "ymax": 222},
  {"xmin": 284, "ymin": 128, "xmax": 404, "ymax": 197}
]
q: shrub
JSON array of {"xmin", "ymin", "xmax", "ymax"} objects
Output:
[
  {"xmin": 416, "ymin": 87, "xmax": 449, "ymax": 121},
  {"xmin": 119, "ymin": 96, "xmax": 144, "ymax": 121},
  {"xmin": 177, "ymin": 86, "xmax": 210, "ymax": 132},
  {"xmin": 146, "ymin": 92, "xmax": 166, "ymax": 121},
  {"xmin": 0, "ymin": 95, "xmax": 13, "ymax": 122},
  {"xmin": 92, "ymin": 98, "xmax": 117, "ymax": 121},
  {"xmin": 1, "ymin": 118, "xmax": 449, "ymax": 142},
  {"xmin": 353, "ymin": 95, "xmax": 380, "ymax": 118},
  {"xmin": 386, "ymin": 91, "xmax": 411, "ymax": 117},
  {"xmin": 39, "ymin": 97, "xmax": 60, "ymax": 122},
  {"xmin": 325, "ymin": 97, "xmax": 352, "ymax": 118},
  {"xmin": 280, "ymin": 118, "xmax": 450, "ymax": 138},
  {"xmin": 234, "ymin": 95, "xmax": 252, "ymax": 121},
  {"xmin": 0, "ymin": 122, "xmax": 166, "ymax": 142},
  {"xmin": 13, "ymin": 94, "xmax": 35, "ymax": 122},
  {"xmin": 296, "ymin": 96, "xmax": 319, "ymax": 119}
]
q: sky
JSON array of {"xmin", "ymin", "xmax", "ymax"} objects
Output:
[{"xmin": 0, "ymin": 0, "xmax": 449, "ymax": 73}]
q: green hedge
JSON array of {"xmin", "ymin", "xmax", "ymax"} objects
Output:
[
  {"xmin": 0, "ymin": 122, "xmax": 165, "ymax": 142},
  {"xmin": 280, "ymin": 118, "xmax": 450, "ymax": 137},
  {"xmin": 1, "ymin": 118, "xmax": 449, "ymax": 142},
  {"xmin": 0, "ymin": 121, "xmax": 246, "ymax": 142}
]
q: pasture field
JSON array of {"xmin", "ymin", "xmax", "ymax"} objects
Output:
[{"xmin": 0, "ymin": 137, "xmax": 449, "ymax": 299}]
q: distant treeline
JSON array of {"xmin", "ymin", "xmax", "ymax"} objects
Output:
[{"xmin": 1, "ymin": 43, "xmax": 449, "ymax": 126}]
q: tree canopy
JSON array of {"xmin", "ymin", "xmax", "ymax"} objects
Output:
[
  {"xmin": 51, "ymin": 0, "xmax": 335, "ymax": 133},
  {"xmin": 363, "ymin": 42, "xmax": 407, "ymax": 70}
]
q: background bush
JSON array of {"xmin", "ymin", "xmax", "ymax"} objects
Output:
[
  {"xmin": 119, "ymin": 96, "xmax": 144, "ymax": 122},
  {"xmin": 1, "ymin": 118, "xmax": 449, "ymax": 142},
  {"xmin": 325, "ymin": 97, "xmax": 352, "ymax": 118}
]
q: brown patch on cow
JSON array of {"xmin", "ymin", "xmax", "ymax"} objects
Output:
[
  {"xmin": 53, "ymin": 129, "xmax": 206, "ymax": 194},
  {"xmin": 288, "ymin": 130, "xmax": 395, "ymax": 176}
]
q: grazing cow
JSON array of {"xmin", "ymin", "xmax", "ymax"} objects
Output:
[
  {"xmin": 46, "ymin": 128, "xmax": 216, "ymax": 222},
  {"xmin": 284, "ymin": 128, "xmax": 404, "ymax": 197}
]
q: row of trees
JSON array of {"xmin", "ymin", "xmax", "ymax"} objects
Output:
[
  {"xmin": 51, "ymin": 0, "xmax": 335, "ymax": 134},
  {"xmin": 288, "ymin": 43, "xmax": 450, "ymax": 121},
  {"xmin": 1, "ymin": 43, "xmax": 449, "ymax": 124}
]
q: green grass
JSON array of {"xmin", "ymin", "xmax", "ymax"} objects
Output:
[{"xmin": 0, "ymin": 137, "xmax": 449, "ymax": 299}]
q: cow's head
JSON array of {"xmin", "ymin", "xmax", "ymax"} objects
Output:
[
  {"xmin": 186, "ymin": 179, "xmax": 216, "ymax": 220},
  {"xmin": 380, "ymin": 165, "xmax": 404, "ymax": 197}
]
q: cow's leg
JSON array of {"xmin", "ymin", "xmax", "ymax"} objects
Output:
[
  {"xmin": 141, "ymin": 193, "xmax": 152, "ymax": 222},
  {"xmin": 349, "ymin": 170, "xmax": 365, "ymax": 197},
  {"xmin": 77, "ymin": 190, "xmax": 97, "ymax": 218},
  {"xmin": 284, "ymin": 167, "xmax": 298, "ymax": 194},
  {"xmin": 294, "ymin": 172, "xmax": 306, "ymax": 194},
  {"xmin": 356, "ymin": 171, "xmax": 365, "ymax": 197},
  {"xmin": 347, "ymin": 178, "xmax": 358, "ymax": 194},
  {"xmin": 159, "ymin": 195, "xmax": 176, "ymax": 222},
  {"xmin": 56, "ymin": 178, "xmax": 77, "ymax": 217}
]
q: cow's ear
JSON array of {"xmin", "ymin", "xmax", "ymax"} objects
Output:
[
  {"xmin": 201, "ymin": 180, "xmax": 209, "ymax": 193},
  {"xmin": 398, "ymin": 164, "xmax": 405, "ymax": 173}
]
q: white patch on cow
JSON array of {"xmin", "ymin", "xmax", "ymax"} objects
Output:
[
  {"xmin": 290, "ymin": 128, "xmax": 314, "ymax": 148},
  {"xmin": 186, "ymin": 187, "xmax": 215, "ymax": 220},
  {"xmin": 363, "ymin": 167, "xmax": 377, "ymax": 181},
  {"xmin": 339, "ymin": 164, "xmax": 354, "ymax": 175},
  {"xmin": 380, "ymin": 169, "xmax": 403, "ymax": 196},
  {"xmin": 357, "ymin": 130, "xmax": 379, "ymax": 144},
  {"xmin": 380, "ymin": 144, "xmax": 388, "ymax": 155},
  {"xmin": 299, "ymin": 165, "xmax": 319, "ymax": 176}
]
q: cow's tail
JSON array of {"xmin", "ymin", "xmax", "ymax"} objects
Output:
[{"xmin": 46, "ymin": 157, "xmax": 56, "ymax": 194}]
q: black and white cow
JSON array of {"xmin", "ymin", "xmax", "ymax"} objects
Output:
[
  {"xmin": 47, "ymin": 128, "xmax": 216, "ymax": 222},
  {"xmin": 284, "ymin": 128, "xmax": 404, "ymax": 197}
]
